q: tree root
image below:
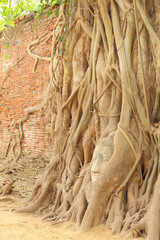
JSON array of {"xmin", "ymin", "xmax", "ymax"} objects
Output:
[
  {"xmin": 146, "ymin": 174, "xmax": 160, "ymax": 240},
  {"xmin": 15, "ymin": 164, "xmax": 57, "ymax": 213},
  {"xmin": 0, "ymin": 196, "xmax": 17, "ymax": 202},
  {"xmin": 105, "ymin": 190, "xmax": 125, "ymax": 234}
]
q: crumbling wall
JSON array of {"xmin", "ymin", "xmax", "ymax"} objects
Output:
[{"xmin": 0, "ymin": 12, "xmax": 57, "ymax": 158}]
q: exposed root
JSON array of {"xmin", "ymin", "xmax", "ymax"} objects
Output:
[
  {"xmin": 0, "ymin": 196, "xmax": 16, "ymax": 202},
  {"xmin": 146, "ymin": 174, "xmax": 160, "ymax": 240},
  {"xmin": 15, "ymin": 164, "xmax": 57, "ymax": 213}
]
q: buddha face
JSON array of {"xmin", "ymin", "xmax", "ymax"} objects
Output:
[{"xmin": 91, "ymin": 131, "xmax": 116, "ymax": 183}]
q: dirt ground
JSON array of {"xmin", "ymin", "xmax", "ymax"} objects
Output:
[
  {"xmin": 0, "ymin": 200, "xmax": 144, "ymax": 240},
  {"xmin": 0, "ymin": 156, "xmax": 144, "ymax": 240}
]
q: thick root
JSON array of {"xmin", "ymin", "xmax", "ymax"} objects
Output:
[
  {"xmin": 111, "ymin": 190, "xmax": 125, "ymax": 234},
  {"xmin": 15, "ymin": 164, "xmax": 57, "ymax": 213},
  {"xmin": 146, "ymin": 174, "xmax": 160, "ymax": 240}
]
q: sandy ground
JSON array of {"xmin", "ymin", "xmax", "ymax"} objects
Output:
[{"xmin": 0, "ymin": 200, "xmax": 145, "ymax": 240}]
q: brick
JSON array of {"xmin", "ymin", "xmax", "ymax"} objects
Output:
[{"xmin": 0, "ymin": 13, "xmax": 54, "ymax": 158}]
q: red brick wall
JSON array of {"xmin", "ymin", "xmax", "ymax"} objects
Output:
[{"xmin": 0, "ymin": 12, "xmax": 56, "ymax": 158}]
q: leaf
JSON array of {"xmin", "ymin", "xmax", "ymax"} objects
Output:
[
  {"xmin": 6, "ymin": 19, "xmax": 15, "ymax": 27},
  {"xmin": 46, "ymin": 9, "xmax": 52, "ymax": 18},
  {"xmin": 58, "ymin": 35, "xmax": 64, "ymax": 42},
  {"xmin": 58, "ymin": 48, "xmax": 64, "ymax": 56},
  {"xmin": 5, "ymin": 44, "xmax": 9, "ymax": 49},
  {"xmin": 54, "ymin": 9, "xmax": 59, "ymax": 16},
  {"xmin": 35, "ymin": 13, "xmax": 41, "ymax": 18},
  {"xmin": 4, "ymin": 54, "xmax": 8, "ymax": 59},
  {"xmin": 51, "ymin": 0, "xmax": 58, "ymax": 7},
  {"xmin": 36, "ymin": 4, "xmax": 44, "ymax": 12},
  {"xmin": 0, "ymin": 25, "xmax": 6, "ymax": 30},
  {"xmin": 0, "ymin": 19, "xmax": 6, "ymax": 30}
]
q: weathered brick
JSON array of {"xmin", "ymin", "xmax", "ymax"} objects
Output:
[{"xmin": 0, "ymin": 13, "xmax": 55, "ymax": 158}]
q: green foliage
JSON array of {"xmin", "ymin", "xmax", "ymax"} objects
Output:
[
  {"xmin": 0, "ymin": 0, "xmax": 40, "ymax": 30},
  {"xmin": 58, "ymin": 35, "xmax": 64, "ymax": 42},
  {"xmin": 0, "ymin": 18, "xmax": 6, "ymax": 30},
  {"xmin": 46, "ymin": 8, "xmax": 52, "ymax": 18},
  {"xmin": 51, "ymin": 0, "xmax": 63, "ymax": 7},
  {"xmin": 0, "ymin": 0, "xmax": 63, "ymax": 31},
  {"xmin": 5, "ymin": 44, "xmax": 9, "ymax": 48},
  {"xmin": 3, "ymin": 54, "xmax": 8, "ymax": 59},
  {"xmin": 54, "ymin": 9, "xmax": 59, "ymax": 16},
  {"xmin": 33, "ymin": 21, "xmax": 39, "ymax": 31},
  {"xmin": 58, "ymin": 48, "xmax": 64, "ymax": 56}
]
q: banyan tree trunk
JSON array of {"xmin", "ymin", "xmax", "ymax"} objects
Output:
[{"xmin": 9, "ymin": 0, "xmax": 160, "ymax": 239}]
